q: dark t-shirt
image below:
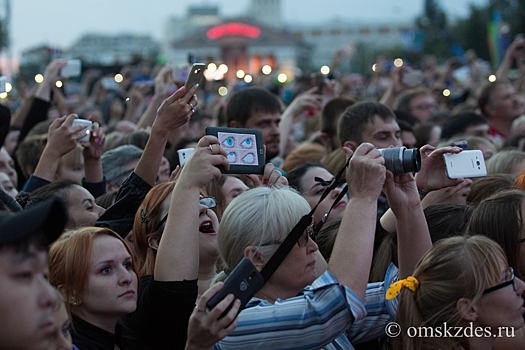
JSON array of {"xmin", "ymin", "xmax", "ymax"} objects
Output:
[
  {"xmin": 123, "ymin": 275, "xmax": 198, "ymax": 350},
  {"xmin": 71, "ymin": 315, "xmax": 147, "ymax": 350}
]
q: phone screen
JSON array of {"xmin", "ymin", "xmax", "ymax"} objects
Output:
[{"xmin": 218, "ymin": 132, "xmax": 259, "ymax": 166}]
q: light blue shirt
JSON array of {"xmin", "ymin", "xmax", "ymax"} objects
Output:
[{"xmin": 212, "ymin": 264, "xmax": 398, "ymax": 350}]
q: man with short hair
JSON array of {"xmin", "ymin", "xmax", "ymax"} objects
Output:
[
  {"xmin": 440, "ymin": 112, "xmax": 491, "ymax": 141},
  {"xmin": 393, "ymin": 88, "xmax": 438, "ymax": 124},
  {"xmin": 478, "ymin": 80, "xmax": 525, "ymax": 139},
  {"xmin": 338, "ymin": 101, "xmax": 403, "ymax": 151},
  {"xmin": 0, "ymin": 197, "xmax": 67, "ymax": 350},
  {"xmin": 226, "ymin": 87, "xmax": 282, "ymax": 163},
  {"xmin": 101, "ymin": 144, "xmax": 143, "ymax": 192}
]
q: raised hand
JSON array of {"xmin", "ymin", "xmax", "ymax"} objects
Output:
[
  {"xmin": 415, "ymin": 144, "xmax": 464, "ymax": 192},
  {"xmin": 346, "ymin": 143, "xmax": 386, "ymax": 200}
]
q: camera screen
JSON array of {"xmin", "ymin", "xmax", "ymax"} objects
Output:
[{"xmin": 218, "ymin": 132, "xmax": 259, "ymax": 166}]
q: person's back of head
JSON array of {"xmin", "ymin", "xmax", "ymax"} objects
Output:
[
  {"xmin": 424, "ymin": 204, "xmax": 473, "ymax": 242},
  {"xmin": 338, "ymin": 101, "xmax": 396, "ymax": 148},
  {"xmin": 285, "ymin": 162, "xmax": 323, "ymax": 194},
  {"xmin": 320, "ymin": 97, "xmax": 356, "ymax": 150},
  {"xmin": 468, "ymin": 189, "xmax": 525, "ymax": 278},
  {"xmin": 486, "ymin": 149, "xmax": 525, "ymax": 177},
  {"xmin": 101, "ymin": 144, "xmax": 143, "ymax": 190},
  {"xmin": 395, "ymin": 235, "xmax": 507, "ymax": 350},
  {"xmin": 467, "ymin": 174, "xmax": 515, "ymax": 205},
  {"xmin": 441, "ymin": 112, "xmax": 489, "ymax": 140},
  {"xmin": 15, "ymin": 134, "xmax": 47, "ymax": 181},
  {"xmin": 226, "ymin": 87, "xmax": 282, "ymax": 127},
  {"xmin": 281, "ymin": 144, "xmax": 326, "ymax": 173}
]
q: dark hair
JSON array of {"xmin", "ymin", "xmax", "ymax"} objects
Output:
[
  {"xmin": 441, "ymin": 112, "xmax": 488, "ymax": 140},
  {"xmin": 226, "ymin": 87, "xmax": 282, "ymax": 126},
  {"xmin": 424, "ymin": 204, "xmax": 473, "ymax": 242},
  {"xmin": 23, "ymin": 180, "xmax": 77, "ymax": 209},
  {"xmin": 370, "ymin": 204, "xmax": 472, "ymax": 282},
  {"xmin": 466, "ymin": 174, "xmax": 515, "ymax": 205},
  {"xmin": 315, "ymin": 217, "xmax": 341, "ymax": 260},
  {"xmin": 95, "ymin": 190, "xmax": 119, "ymax": 209},
  {"xmin": 321, "ymin": 98, "xmax": 355, "ymax": 149},
  {"xmin": 502, "ymin": 133, "xmax": 525, "ymax": 151},
  {"xmin": 468, "ymin": 189, "xmax": 525, "ymax": 278},
  {"xmin": 338, "ymin": 101, "xmax": 396, "ymax": 147},
  {"xmin": 285, "ymin": 162, "xmax": 323, "ymax": 194},
  {"xmin": 414, "ymin": 122, "xmax": 439, "ymax": 148},
  {"xmin": 120, "ymin": 130, "xmax": 150, "ymax": 150}
]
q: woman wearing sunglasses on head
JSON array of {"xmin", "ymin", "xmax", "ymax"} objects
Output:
[
  {"xmin": 123, "ymin": 136, "xmax": 240, "ymax": 349},
  {"xmin": 392, "ymin": 235, "xmax": 525, "ymax": 350}
]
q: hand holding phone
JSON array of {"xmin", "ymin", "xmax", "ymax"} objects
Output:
[
  {"xmin": 206, "ymin": 258, "xmax": 264, "ymax": 319},
  {"xmin": 443, "ymin": 150, "xmax": 487, "ymax": 179},
  {"xmin": 205, "ymin": 127, "xmax": 265, "ymax": 174}
]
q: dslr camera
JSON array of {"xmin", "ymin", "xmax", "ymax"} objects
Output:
[{"xmin": 378, "ymin": 147, "xmax": 421, "ymax": 175}]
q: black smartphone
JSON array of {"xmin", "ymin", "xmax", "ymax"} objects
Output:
[
  {"xmin": 206, "ymin": 258, "xmax": 265, "ymax": 318},
  {"xmin": 184, "ymin": 63, "xmax": 206, "ymax": 89},
  {"xmin": 205, "ymin": 127, "xmax": 265, "ymax": 174}
]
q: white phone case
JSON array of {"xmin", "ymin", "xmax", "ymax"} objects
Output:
[
  {"xmin": 443, "ymin": 150, "xmax": 487, "ymax": 179},
  {"xmin": 177, "ymin": 148, "xmax": 195, "ymax": 166},
  {"xmin": 61, "ymin": 60, "xmax": 82, "ymax": 78}
]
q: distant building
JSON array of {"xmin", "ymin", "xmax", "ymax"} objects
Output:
[
  {"xmin": 20, "ymin": 45, "xmax": 62, "ymax": 66},
  {"xmin": 66, "ymin": 34, "xmax": 159, "ymax": 65},
  {"xmin": 163, "ymin": 1, "xmax": 413, "ymax": 74},
  {"xmin": 288, "ymin": 20, "xmax": 413, "ymax": 69},
  {"xmin": 167, "ymin": 18, "xmax": 311, "ymax": 80}
]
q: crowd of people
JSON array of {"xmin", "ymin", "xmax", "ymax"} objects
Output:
[{"xmin": 1, "ymin": 34, "xmax": 525, "ymax": 350}]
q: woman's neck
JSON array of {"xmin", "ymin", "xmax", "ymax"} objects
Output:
[
  {"xmin": 467, "ymin": 334, "xmax": 495, "ymax": 350},
  {"xmin": 254, "ymin": 282, "xmax": 302, "ymax": 304},
  {"xmin": 198, "ymin": 262, "xmax": 216, "ymax": 295}
]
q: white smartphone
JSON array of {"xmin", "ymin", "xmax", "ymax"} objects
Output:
[
  {"xmin": 101, "ymin": 77, "xmax": 118, "ymax": 90},
  {"xmin": 72, "ymin": 119, "xmax": 93, "ymax": 143},
  {"xmin": 177, "ymin": 147, "xmax": 195, "ymax": 166},
  {"xmin": 443, "ymin": 150, "xmax": 487, "ymax": 179},
  {"xmin": 0, "ymin": 76, "xmax": 7, "ymax": 93},
  {"xmin": 60, "ymin": 60, "xmax": 82, "ymax": 78}
]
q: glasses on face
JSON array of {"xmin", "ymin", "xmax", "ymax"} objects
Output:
[
  {"xmin": 260, "ymin": 223, "xmax": 315, "ymax": 248},
  {"xmin": 154, "ymin": 196, "xmax": 217, "ymax": 232},
  {"xmin": 482, "ymin": 267, "xmax": 516, "ymax": 295}
]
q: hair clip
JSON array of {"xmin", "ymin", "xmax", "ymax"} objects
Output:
[{"xmin": 141, "ymin": 209, "xmax": 149, "ymax": 224}]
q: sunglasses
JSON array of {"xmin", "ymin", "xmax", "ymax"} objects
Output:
[
  {"xmin": 154, "ymin": 196, "xmax": 217, "ymax": 232},
  {"xmin": 483, "ymin": 267, "xmax": 516, "ymax": 295}
]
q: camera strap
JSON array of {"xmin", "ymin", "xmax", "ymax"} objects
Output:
[{"xmin": 260, "ymin": 157, "xmax": 350, "ymax": 283}]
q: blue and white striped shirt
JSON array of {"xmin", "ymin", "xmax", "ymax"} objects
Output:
[{"xmin": 212, "ymin": 264, "xmax": 398, "ymax": 350}]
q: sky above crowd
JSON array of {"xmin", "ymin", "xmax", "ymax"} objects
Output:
[{"xmin": 10, "ymin": 0, "xmax": 488, "ymax": 58}]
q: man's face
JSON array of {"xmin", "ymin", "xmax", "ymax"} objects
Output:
[
  {"xmin": 0, "ymin": 245, "xmax": 57, "ymax": 349},
  {"xmin": 360, "ymin": 115, "xmax": 402, "ymax": 149},
  {"xmin": 487, "ymin": 83, "xmax": 525, "ymax": 121},
  {"xmin": 464, "ymin": 123, "xmax": 492, "ymax": 139},
  {"xmin": 409, "ymin": 94, "xmax": 438, "ymax": 122},
  {"xmin": 243, "ymin": 111, "xmax": 281, "ymax": 162}
]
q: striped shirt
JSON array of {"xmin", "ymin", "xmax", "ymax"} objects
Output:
[{"xmin": 212, "ymin": 264, "xmax": 398, "ymax": 350}]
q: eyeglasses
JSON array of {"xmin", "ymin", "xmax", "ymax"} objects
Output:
[
  {"xmin": 483, "ymin": 267, "xmax": 516, "ymax": 295},
  {"xmin": 260, "ymin": 223, "xmax": 315, "ymax": 248},
  {"xmin": 154, "ymin": 196, "xmax": 217, "ymax": 232}
]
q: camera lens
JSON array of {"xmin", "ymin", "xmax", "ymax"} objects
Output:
[{"xmin": 378, "ymin": 147, "xmax": 421, "ymax": 175}]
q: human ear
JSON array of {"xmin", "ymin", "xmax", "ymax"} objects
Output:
[
  {"xmin": 243, "ymin": 246, "xmax": 266, "ymax": 272},
  {"xmin": 147, "ymin": 236, "xmax": 160, "ymax": 251},
  {"xmin": 343, "ymin": 140, "xmax": 358, "ymax": 151},
  {"xmin": 58, "ymin": 285, "xmax": 81, "ymax": 306},
  {"xmin": 456, "ymin": 298, "xmax": 478, "ymax": 322}
]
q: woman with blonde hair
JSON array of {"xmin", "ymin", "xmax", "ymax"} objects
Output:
[{"xmin": 392, "ymin": 235, "xmax": 525, "ymax": 350}]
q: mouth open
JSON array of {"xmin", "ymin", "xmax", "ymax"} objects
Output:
[{"xmin": 199, "ymin": 220, "xmax": 216, "ymax": 235}]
